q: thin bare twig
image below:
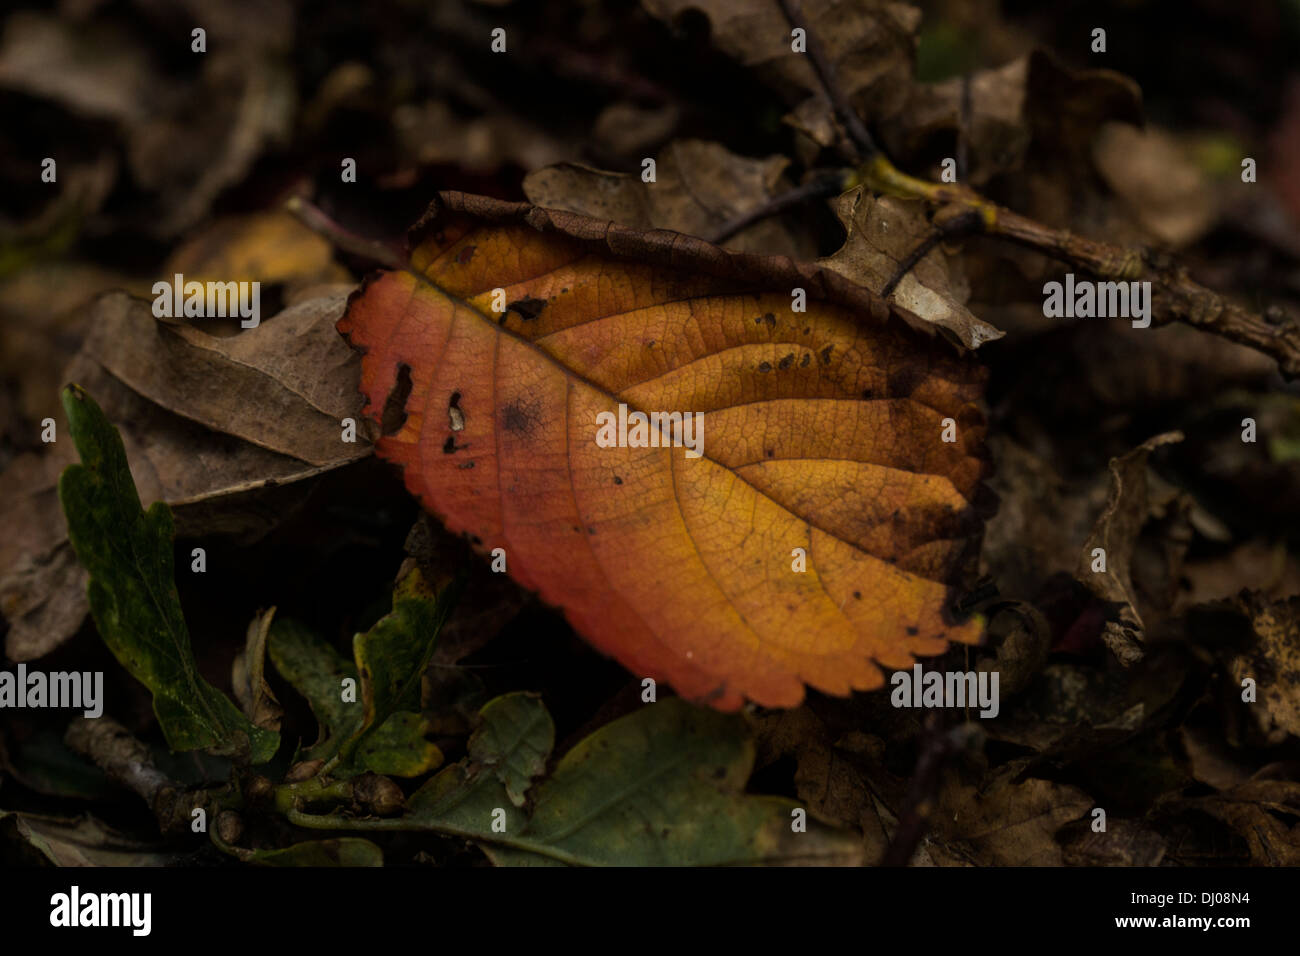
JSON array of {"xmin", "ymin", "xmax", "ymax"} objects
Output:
[
  {"xmin": 880, "ymin": 719, "xmax": 980, "ymax": 866},
  {"xmin": 707, "ymin": 169, "xmax": 850, "ymax": 244},
  {"xmin": 285, "ymin": 195, "xmax": 406, "ymax": 270},
  {"xmin": 777, "ymin": 0, "xmax": 878, "ymax": 162}
]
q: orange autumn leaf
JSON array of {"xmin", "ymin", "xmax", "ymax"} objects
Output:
[{"xmin": 338, "ymin": 193, "xmax": 988, "ymax": 710}]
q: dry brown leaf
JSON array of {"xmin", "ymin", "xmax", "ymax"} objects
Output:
[
  {"xmin": 1162, "ymin": 780, "xmax": 1300, "ymax": 865},
  {"xmin": 642, "ymin": 0, "xmax": 918, "ymax": 148},
  {"xmin": 890, "ymin": 57, "xmax": 1031, "ymax": 185},
  {"xmin": 1227, "ymin": 593, "xmax": 1300, "ymax": 745},
  {"xmin": 1092, "ymin": 123, "xmax": 1217, "ymax": 247},
  {"xmin": 232, "ymin": 607, "xmax": 284, "ymax": 733},
  {"xmin": 1059, "ymin": 817, "xmax": 1167, "ymax": 866},
  {"xmin": 393, "ymin": 99, "xmax": 571, "ymax": 174},
  {"xmin": 83, "ymin": 290, "xmax": 370, "ymax": 466},
  {"xmin": 164, "ymin": 212, "xmax": 353, "ymax": 297},
  {"xmin": 932, "ymin": 760, "xmax": 1092, "ymax": 866},
  {"xmin": 820, "ymin": 188, "xmax": 1004, "ymax": 349},
  {"xmin": 749, "ymin": 706, "xmax": 892, "ymax": 857},
  {"xmin": 523, "ymin": 140, "xmax": 816, "ymax": 258},
  {"xmin": 1077, "ymin": 432, "xmax": 1183, "ymax": 666}
]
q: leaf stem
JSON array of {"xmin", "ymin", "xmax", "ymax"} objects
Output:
[{"xmin": 285, "ymin": 809, "xmax": 591, "ymax": 866}]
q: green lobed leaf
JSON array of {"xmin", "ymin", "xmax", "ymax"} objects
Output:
[
  {"xmin": 267, "ymin": 568, "xmax": 459, "ymax": 776},
  {"xmin": 267, "ymin": 617, "xmax": 363, "ymax": 762},
  {"xmin": 57, "ymin": 385, "xmax": 278, "ymax": 764},
  {"xmin": 354, "ymin": 712, "xmax": 443, "ymax": 777},
  {"xmin": 352, "ymin": 566, "xmax": 461, "ymax": 736},
  {"xmin": 404, "ymin": 694, "xmax": 864, "ymax": 866}
]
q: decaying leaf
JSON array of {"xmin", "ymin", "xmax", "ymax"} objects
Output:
[
  {"xmin": 641, "ymin": 0, "xmax": 918, "ymax": 147},
  {"xmin": 930, "ymin": 760, "xmax": 1092, "ymax": 866},
  {"xmin": 1059, "ymin": 817, "xmax": 1167, "ymax": 867},
  {"xmin": 1077, "ymin": 431, "xmax": 1183, "ymax": 666},
  {"xmin": 749, "ymin": 705, "xmax": 892, "ymax": 858},
  {"xmin": 523, "ymin": 141, "xmax": 816, "ymax": 257},
  {"xmin": 232, "ymin": 607, "xmax": 285, "ymax": 733},
  {"xmin": 83, "ymin": 290, "xmax": 370, "ymax": 467},
  {"xmin": 1225, "ymin": 593, "xmax": 1300, "ymax": 745},
  {"xmin": 163, "ymin": 211, "xmax": 354, "ymax": 299},
  {"xmin": 0, "ymin": 810, "xmax": 188, "ymax": 867},
  {"xmin": 339, "ymin": 192, "xmax": 988, "ymax": 710},
  {"xmin": 1158, "ymin": 780, "xmax": 1300, "ymax": 866},
  {"xmin": 1092, "ymin": 123, "xmax": 1217, "ymax": 247},
  {"xmin": 820, "ymin": 188, "xmax": 1004, "ymax": 350},
  {"xmin": 405, "ymin": 693, "xmax": 864, "ymax": 866},
  {"xmin": 889, "ymin": 57, "xmax": 1030, "ymax": 186},
  {"xmin": 57, "ymin": 385, "xmax": 279, "ymax": 763}
]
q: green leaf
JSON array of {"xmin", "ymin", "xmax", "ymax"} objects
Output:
[
  {"xmin": 267, "ymin": 618, "xmax": 363, "ymax": 761},
  {"xmin": 354, "ymin": 712, "xmax": 443, "ymax": 777},
  {"xmin": 352, "ymin": 566, "xmax": 461, "ymax": 737},
  {"xmin": 267, "ymin": 567, "xmax": 460, "ymax": 776},
  {"xmin": 57, "ymin": 385, "xmax": 278, "ymax": 764},
  {"xmin": 405, "ymin": 692, "xmax": 551, "ymax": 834},
  {"xmin": 404, "ymin": 695, "xmax": 864, "ymax": 866},
  {"xmin": 468, "ymin": 692, "xmax": 552, "ymax": 807}
]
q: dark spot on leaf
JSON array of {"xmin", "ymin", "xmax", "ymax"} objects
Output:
[
  {"xmin": 853, "ymin": 591, "xmax": 861, "ymax": 599},
  {"xmin": 455, "ymin": 244, "xmax": 476, "ymax": 265},
  {"xmin": 758, "ymin": 361, "xmax": 772, "ymax": 373},
  {"xmin": 889, "ymin": 366, "xmax": 924, "ymax": 398},
  {"xmin": 507, "ymin": 296, "xmax": 547, "ymax": 321},
  {"xmin": 800, "ymin": 352, "xmax": 810, "ymax": 367},
  {"xmin": 802, "ymin": 326, "xmax": 810, "ymax": 334},
  {"xmin": 442, "ymin": 435, "xmax": 457, "ymax": 453},
  {"xmin": 778, "ymin": 352, "xmax": 794, "ymax": 370},
  {"xmin": 907, "ymin": 626, "xmax": 919, "ymax": 635},
  {"xmin": 458, "ymin": 460, "xmax": 475, "ymax": 470},
  {"xmin": 819, "ymin": 345, "xmax": 833, "ymax": 366},
  {"xmin": 501, "ymin": 395, "xmax": 544, "ymax": 439},
  {"xmin": 613, "ymin": 475, "xmax": 623, "ymax": 485},
  {"xmin": 862, "ymin": 388, "xmax": 874, "ymax": 399},
  {"xmin": 763, "ymin": 312, "xmax": 776, "ymax": 327},
  {"xmin": 381, "ymin": 363, "xmax": 413, "ymax": 436},
  {"xmin": 765, "ymin": 448, "xmax": 774, "ymax": 458},
  {"xmin": 646, "ymin": 339, "xmax": 656, "ymax": 348}
]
